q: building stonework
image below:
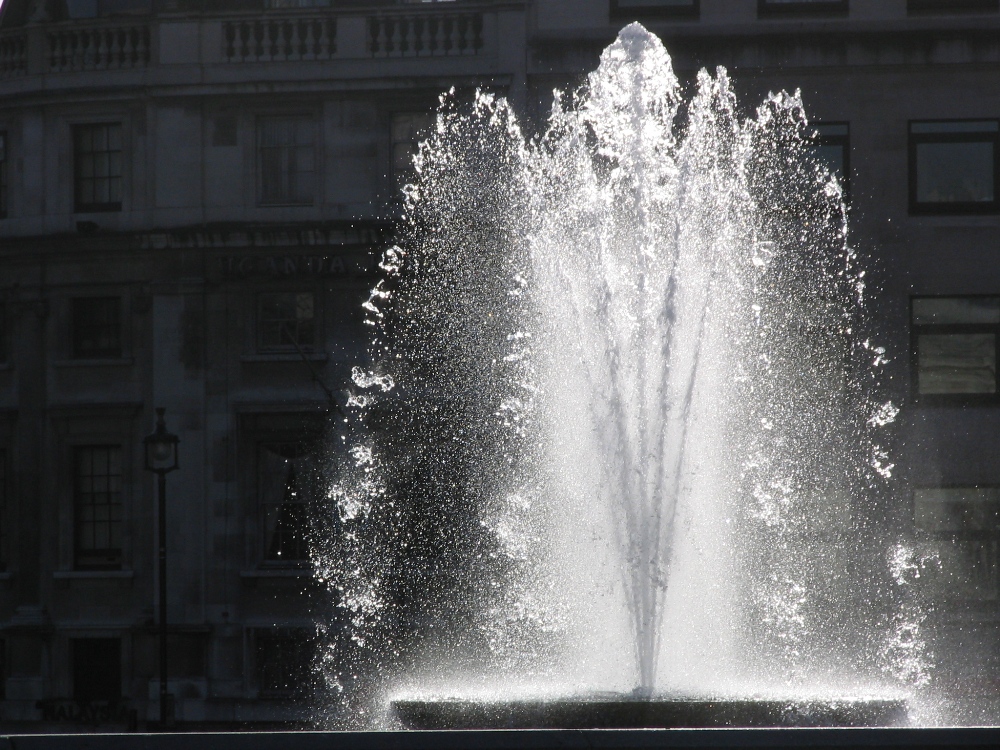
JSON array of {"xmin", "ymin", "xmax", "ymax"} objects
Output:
[{"xmin": 0, "ymin": 0, "xmax": 999, "ymax": 730}]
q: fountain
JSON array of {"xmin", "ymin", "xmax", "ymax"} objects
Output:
[{"xmin": 311, "ymin": 24, "xmax": 918, "ymax": 730}]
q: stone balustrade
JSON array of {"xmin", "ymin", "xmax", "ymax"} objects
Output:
[
  {"xmin": 0, "ymin": 31, "xmax": 26, "ymax": 78},
  {"xmin": 0, "ymin": 5, "xmax": 496, "ymax": 77},
  {"xmin": 48, "ymin": 24, "xmax": 151, "ymax": 72},
  {"xmin": 368, "ymin": 12, "xmax": 484, "ymax": 57},
  {"xmin": 224, "ymin": 17, "xmax": 337, "ymax": 63}
]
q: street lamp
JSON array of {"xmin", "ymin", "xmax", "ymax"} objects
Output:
[{"xmin": 143, "ymin": 407, "xmax": 179, "ymax": 728}]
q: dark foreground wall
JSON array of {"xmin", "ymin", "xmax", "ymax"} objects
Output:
[{"xmin": 2, "ymin": 729, "xmax": 1000, "ymax": 750}]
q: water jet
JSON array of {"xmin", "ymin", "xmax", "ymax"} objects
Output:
[{"xmin": 314, "ymin": 23, "xmax": 915, "ymax": 729}]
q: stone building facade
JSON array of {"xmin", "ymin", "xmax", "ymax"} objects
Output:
[{"xmin": 0, "ymin": 0, "xmax": 998, "ymax": 731}]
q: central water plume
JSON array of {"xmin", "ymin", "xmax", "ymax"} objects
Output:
[{"xmin": 314, "ymin": 24, "xmax": 911, "ymax": 725}]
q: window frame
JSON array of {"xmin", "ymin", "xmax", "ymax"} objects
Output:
[
  {"xmin": 0, "ymin": 299, "xmax": 8, "ymax": 365},
  {"xmin": 810, "ymin": 122, "xmax": 850, "ymax": 203},
  {"xmin": 609, "ymin": 0, "xmax": 699, "ymax": 21},
  {"xmin": 73, "ymin": 122, "xmax": 124, "ymax": 214},
  {"xmin": 0, "ymin": 448, "xmax": 6, "ymax": 572},
  {"xmin": 238, "ymin": 411, "xmax": 326, "ymax": 571},
  {"xmin": 255, "ymin": 114, "xmax": 317, "ymax": 207},
  {"xmin": 910, "ymin": 295, "xmax": 1000, "ymax": 406},
  {"xmin": 70, "ymin": 637, "xmax": 123, "ymax": 703},
  {"xmin": 913, "ymin": 486, "xmax": 1000, "ymax": 604},
  {"xmin": 758, "ymin": 0, "xmax": 848, "ymax": 18},
  {"xmin": 71, "ymin": 296, "xmax": 123, "ymax": 360},
  {"xmin": 0, "ymin": 130, "xmax": 7, "ymax": 219},
  {"xmin": 390, "ymin": 110, "xmax": 436, "ymax": 196},
  {"xmin": 908, "ymin": 120, "xmax": 1000, "ymax": 215},
  {"xmin": 73, "ymin": 445, "xmax": 125, "ymax": 571},
  {"xmin": 255, "ymin": 290, "xmax": 318, "ymax": 355},
  {"xmin": 256, "ymin": 439, "xmax": 317, "ymax": 566},
  {"xmin": 253, "ymin": 627, "xmax": 318, "ymax": 699},
  {"xmin": 908, "ymin": 0, "xmax": 999, "ymax": 14}
]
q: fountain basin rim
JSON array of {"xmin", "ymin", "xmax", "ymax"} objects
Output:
[
  {"xmin": 392, "ymin": 696, "xmax": 910, "ymax": 729},
  {"xmin": 6, "ymin": 729, "xmax": 1000, "ymax": 749}
]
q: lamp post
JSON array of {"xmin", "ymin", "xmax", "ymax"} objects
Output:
[{"xmin": 143, "ymin": 408, "xmax": 179, "ymax": 728}]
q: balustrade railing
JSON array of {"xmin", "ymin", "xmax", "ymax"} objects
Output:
[
  {"xmin": 224, "ymin": 18, "xmax": 337, "ymax": 62},
  {"xmin": 48, "ymin": 24, "xmax": 150, "ymax": 72},
  {"xmin": 0, "ymin": 6, "xmax": 492, "ymax": 76},
  {"xmin": 369, "ymin": 13, "xmax": 484, "ymax": 57},
  {"xmin": 0, "ymin": 32, "xmax": 26, "ymax": 78}
]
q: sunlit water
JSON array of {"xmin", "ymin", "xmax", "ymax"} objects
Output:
[{"xmin": 311, "ymin": 25, "xmax": 924, "ymax": 728}]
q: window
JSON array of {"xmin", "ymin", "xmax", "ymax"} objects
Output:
[
  {"xmin": 266, "ymin": 0, "xmax": 331, "ymax": 6},
  {"xmin": 0, "ymin": 131, "xmax": 7, "ymax": 219},
  {"xmin": 72, "ymin": 638, "xmax": 121, "ymax": 703},
  {"xmin": 255, "ymin": 628, "xmax": 317, "ymax": 697},
  {"xmin": 257, "ymin": 292, "xmax": 316, "ymax": 353},
  {"xmin": 74, "ymin": 446, "xmax": 123, "ymax": 570},
  {"xmin": 915, "ymin": 488, "xmax": 1000, "ymax": 601},
  {"xmin": 74, "ymin": 123, "xmax": 123, "ymax": 213},
  {"xmin": 911, "ymin": 296, "xmax": 1000, "ymax": 402},
  {"xmin": 909, "ymin": 121, "xmax": 1000, "ymax": 214},
  {"xmin": 391, "ymin": 112, "xmax": 435, "ymax": 191},
  {"xmin": 0, "ymin": 301, "xmax": 7, "ymax": 364},
  {"xmin": 908, "ymin": 0, "xmax": 998, "ymax": 14},
  {"xmin": 759, "ymin": 0, "xmax": 848, "ymax": 17},
  {"xmin": 258, "ymin": 442, "xmax": 315, "ymax": 563},
  {"xmin": 609, "ymin": 0, "xmax": 699, "ymax": 19},
  {"xmin": 257, "ymin": 116, "xmax": 315, "ymax": 206},
  {"xmin": 810, "ymin": 123, "xmax": 850, "ymax": 201},
  {"xmin": 0, "ymin": 450, "xmax": 5, "ymax": 570},
  {"xmin": 72, "ymin": 297, "xmax": 122, "ymax": 359}
]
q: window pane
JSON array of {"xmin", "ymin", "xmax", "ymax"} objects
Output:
[
  {"xmin": 916, "ymin": 141, "xmax": 994, "ymax": 203},
  {"xmin": 74, "ymin": 445, "xmax": 123, "ymax": 569},
  {"xmin": 258, "ymin": 292, "xmax": 315, "ymax": 350},
  {"xmin": 391, "ymin": 112, "xmax": 435, "ymax": 189},
  {"xmin": 74, "ymin": 123, "xmax": 123, "ymax": 211},
  {"xmin": 617, "ymin": 0, "xmax": 695, "ymax": 5},
  {"xmin": 912, "ymin": 121, "xmax": 999, "ymax": 134},
  {"xmin": 917, "ymin": 333, "xmax": 996, "ymax": 394},
  {"xmin": 814, "ymin": 143, "xmax": 846, "ymax": 181},
  {"xmin": 257, "ymin": 116, "xmax": 314, "ymax": 205},
  {"xmin": 258, "ymin": 442, "xmax": 314, "ymax": 562},
  {"xmin": 814, "ymin": 123, "xmax": 848, "ymax": 137},
  {"xmin": 72, "ymin": 639, "xmax": 121, "ymax": 703},
  {"xmin": 922, "ymin": 539, "xmax": 999, "ymax": 600},
  {"xmin": 107, "ymin": 124, "xmax": 122, "ymax": 151},
  {"xmin": 73, "ymin": 297, "xmax": 122, "ymax": 359},
  {"xmin": 256, "ymin": 629, "xmax": 316, "ymax": 696},
  {"xmin": 915, "ymin": 488, "xmax": 1000, "ymax": 532},
  {"xmin": 295, "ymin": 292, "xmax": 314, "ymax": 320},
  {"xmin": 912, "ymin": 297, "xmax": 1000, "ymax": 325},
  {"xmin": 0, "ymin": 131, "xmax": 7, "ymax": 218}
]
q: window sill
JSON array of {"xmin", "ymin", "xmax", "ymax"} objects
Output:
[
  {"xmin": 240, "ymin": 352, "xmax": 328, "ymax": 363},
  {"xmin": 54, "ymin": 570, "xmax": 134, "ymax": 580},
  {"xmin": 53, "ymin": 357, "xmax": 134, "ymax": 368},
  {"xmin": 240, "ymin": 568, "xmax": 313, "ymax": 579},
  {"xmin": 758, "ymin": 1, "xmax": 848, "ymax": 19},
  {"xmin": 608, "ymin": 6, "xmax": 699, "ymax": 21},
  {"xmin": 911, "ymin": 395, "xmax": 1000, "ymax": 407},
  {"xmin": 909, "ymin": 203, "xmax": 1000, "ymax": 216},
  {"xmin": 74, "ymin": 205, "xmax": 122, "ymax": 214}
]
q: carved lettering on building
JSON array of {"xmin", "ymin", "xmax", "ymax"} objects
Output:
[
  {"xmin": 219, "ymin": 255, "xmax": 360, "ymax": 278},
  {"xmin": 36, "ymin": 699, "xmax": 134, "ymax": 725}
]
